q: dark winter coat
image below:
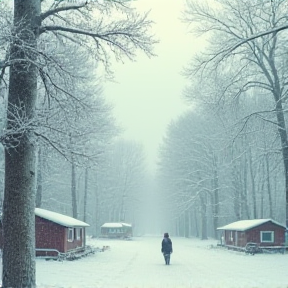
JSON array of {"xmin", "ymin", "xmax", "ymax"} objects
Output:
[{"xmin": 161, "ymin": 237, "xmax": 173, "ymax": 254}]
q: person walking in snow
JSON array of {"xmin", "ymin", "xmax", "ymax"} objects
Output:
[{"xmin": 161, "ymin": 232, "xmax": 173, "ymax": 265}]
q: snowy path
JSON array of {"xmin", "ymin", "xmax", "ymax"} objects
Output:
[{"xmin": 22, "ymin": 236, "xmax": 288, "ymax": 287}]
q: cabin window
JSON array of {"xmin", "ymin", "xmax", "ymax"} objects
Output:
[
  {"xmin": 261, "ymin": 231, "xmax": 274, "ymax": 243},
  {"xmin": 68, "ymin": 228, "xmax": 74, "ymax": 242},
  {"xmin": 230, "ymin": 231, "xmax": 233, "ymax": 242},
  {"xmin": 75, "ymin": 228, "xmax": 82, "ymax": 240}
]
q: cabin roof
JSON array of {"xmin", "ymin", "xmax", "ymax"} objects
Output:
[
  {"xmin": 101, "ymin": 222, "xmax": 132, "ymax": 228},
  {"xmin": 217, "ymin": 219, "xmax": 285, "ymax": 231},
  {"xmin": 35, "ymin": 208, "xmax": 90, "ymax": 228}
]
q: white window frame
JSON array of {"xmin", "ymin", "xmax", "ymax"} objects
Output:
[
  {"xmin": 260, "ymin": 231, "xmax": 274, "ymax": 243},
  {"xmin": 68, "ymin": 228, "xmax": 74, "ymax": 242},
  {"xmin": 75, "ymin": 228, "xmax": 82, "ymax": 240}
]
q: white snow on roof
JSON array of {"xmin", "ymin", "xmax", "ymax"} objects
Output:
[
  {"xmin": 35, "ymin": 208, "xmax": 90, "ymax": 228},
  {"xmin": 101, "ymin": 222, "xmax": 132, "ymax": 228},
  {"xmin": 217, "ymin": 219, "xmax": 285, "ymax": 231}
]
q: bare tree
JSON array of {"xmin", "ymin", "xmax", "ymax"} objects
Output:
[
  {"xmin": 183, "ymin": 0, "xmax": 288, "ymax": 223},
  {"xmin": 158, "ymin": 109, "xmax": 224, "ymax": 239},
  {"xmin": 33, "ymin": 41, "xmax": 119, "ymax": 216},
  {"xmin": 158, "ymin": 88, "xmax": 284, "ymax": 238},
  {"xmin": 95, "ymin": 139, "xmax": 147, "ymax": 226},
  {"xmin": 1, "ymin": 1, "xmax": 155, "ymax": 287}
]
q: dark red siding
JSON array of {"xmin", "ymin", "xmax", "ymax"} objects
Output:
[
  {"xmin": 36, "ymin": 217, "xmax": 86, "ymax": 256},
  {"xmin": 245, "ymin": 222, "xmax": 285, "ymax": 247},
  {"xmin": 223, "ymin": 221, "xmax": 285, "ymax": 248},
  {"xmin": 0, "ymin": 215, "xmax": 87, "ymax": 257},
  {"xmin": 36, "ymin": 216, "xmax": 66, "ymax": 255}
]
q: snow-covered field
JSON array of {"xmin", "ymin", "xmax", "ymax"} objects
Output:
[{"xmin": 5, "ymin": 236, "xmax": 288, "ymax": 288}]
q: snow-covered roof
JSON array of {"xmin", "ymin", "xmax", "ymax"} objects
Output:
[
  {"xmin": 217, "ymin": 219, "xmax": 285, "ymax": 231},
  {"xmin": 35, "ymin": 208, "xmax": 90, "ymax": 228},
  {"xmin": 101, "ymin": 222, "xmax": 132, "ymax": 228}
]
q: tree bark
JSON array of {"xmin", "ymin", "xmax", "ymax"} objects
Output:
[
  {"xmin": 264, "ymin": 142, "xmax": 273, "ymax": 218},
  {"xmin": 248, "ymin": 146, "xmax": 257, "ymax": 218},
  {"xmin": 2, "ymin": 0, "xmax": 40, "ymax": 287},
  {"xmin": 94, "ymin": 172, "xmax": 100, "ymax": 236},
  {"xmin": 212, "ymin": 153, "xmax": 219, "ymax": 239},
  {"xmin": 35, "ymin": 148, "xmax": 42, "ymax": 208},
  {"xmin": 200, "ymin": 194, "xmax": 208, "ymax": 240},
  {"xmin": 242, "ymin": 148, "xmax": 250, "ymax": 220},
  {"xmin": 184, "ymin": 209, "xmax": 189, "ymax": 238},
  {"xmin": 71, "ymin": 160, "xmax": 77, "ymax": 218},
  {"xmin": 273, "ymin": 95, "xmax": 288, "ymax": 224},
  {"xmin": 83, "ymin": 167, "xmax": 88, "ymax": 222},
  {"xmin": 232, "ymin": 163, "xmax": 241, "ymax": 219},
  {"xmin": 194, "ymin": 209, "xmax": 199, "ymax": 238}
]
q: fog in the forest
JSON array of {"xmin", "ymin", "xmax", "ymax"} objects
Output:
[
  {"xmin": 1, "ymin": 2, "xmax": 288, "ymax": 285},
  {"xmin": 7, "ymin": 0, "xmax": 285, "ymax": 238},
  {"xmin": 94, "ymin": 0, "xmax": 288, "ymax": 239}
]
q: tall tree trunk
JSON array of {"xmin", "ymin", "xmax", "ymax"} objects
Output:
[
  {"xmin": 94, "ymin": 172, "xmax": 99, "ymax": 236},
  {"xmin": 242, "ymin": 148, "xmax": 250, "ymax": 220},
  {"xmin": 260, "ymin": 161, "xmax": 265, "ymax": 218},
  {"xmin": 232, "ymin": 170, "xmax": 241, "ymax": 219},
  {"xmin": 231, "ymin": 147, "xmax": 241, "ymax": 220},
  {"xmin": 120, "ymin": 193, "xmax": 125, "ymax": 222},
  {"xmin": 212, "ymin": 153, "xmax": 219, "ymax": 238},
  {"xmin": 71, "ymin": 160, "xmax": 77, "ymax": 218},
  {"xmin": 264, "ymin": 146, "xmax": 273, "ymax": 218},
  {"xmin": 175, "ymin": 218, "xmax": 179, "ymax": 237},
  {"xmin": 83, "ymin": 167, "xmax": 88, "ymax": 222},
  {"xmin": 184, "ymin": 210, "xmax": 189, "ymax": 238},
  {"xmin": 248, "ymin": 146, "xmax": 257, "ymax": 218},
  {"xmin": 274, "ymin": 97, "xmax": 288, "ymax": 224},
  {"xmin": 35, "ymin": 147, "xmax": 42, "ymax": 208},
  {"xmin": 178, "ymin": 214, "xmax": 184, "ymax": 237},
  {"xmin": 265, "ymin": 30, "xmax": 288, "ymax": 224},
  {"xmin": 194, "ymin": 209, "xmax": 199, "ymax": 238},
  {"xmin": 200, "ymin": 194, "xmax": 208, "ymax": 240},
  {"xmin": 3, "ymin": 0, "xmax": 40, "ymax": 287}
]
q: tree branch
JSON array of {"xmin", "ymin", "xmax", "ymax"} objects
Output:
[
  {"xmin": 41, "ymin": 3, "xmax": 88, "ymax": 21},
  {"xmin": 40, "ymin": 25, "xmax": 131, "ymax": 38},
  {"xmin": 228, "ymin": 23, "xmax": 288, "ymax": 54}
]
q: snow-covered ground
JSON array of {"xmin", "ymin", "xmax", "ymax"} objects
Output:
[{"xmin": 5, "ymin": 236, "xmax": 288, "ymax": 288}]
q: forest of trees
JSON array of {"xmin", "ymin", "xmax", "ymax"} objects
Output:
[
  {"xmin": 1, "ymin": 0, "xmax": 288, "ymax": 287},
  {"xmin": 0, "ymin": 0, "xmax": 155, "ymax": 287},
  {"xmin": 157, "ymin": 0, "xmax": 288, "ymax": 239}
]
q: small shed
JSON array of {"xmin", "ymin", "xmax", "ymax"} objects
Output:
[
  {"xmin": 217, "ymin": 219, "xmax": 286, "ymax": 249},
  {"xmin": 100, "ymin": 222, "xmax": 132, "ymax": 239},
  {"xmin": 35, "ymin": 208, "xmax": 90, "ymax": 258}
]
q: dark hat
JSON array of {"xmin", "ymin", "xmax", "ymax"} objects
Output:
[{"xmin": 164, "ymin": 232, "xmax": 169, "ymax": 238}]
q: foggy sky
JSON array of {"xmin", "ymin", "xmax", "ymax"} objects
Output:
[{"xmin": 103, "ymin": 0, "xmax": 205, "ymax": 172}]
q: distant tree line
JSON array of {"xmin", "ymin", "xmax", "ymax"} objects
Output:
[{"xmin": 157, "ymin": 0, "xmax": 288, "ymax": 239}]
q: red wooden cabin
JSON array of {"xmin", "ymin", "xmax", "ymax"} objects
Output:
[
  {"xmin": 217, "ymin": 219, "xmax": 286, "ymax": 249},
  {"xmin": 35, "ymin": 208, "xmax": 90, "ymax": 258}
]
